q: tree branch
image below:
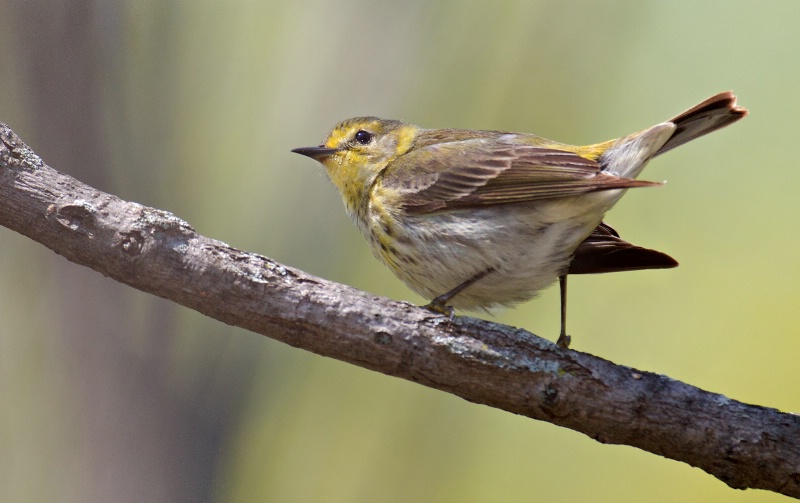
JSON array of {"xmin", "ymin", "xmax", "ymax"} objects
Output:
[{"xmin": 1, "ymin": 123, "xmax": 798, "ymax": 498}]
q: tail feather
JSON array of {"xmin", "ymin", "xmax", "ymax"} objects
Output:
[
  {"xmin": 655, "ymin": 91, "xmax": 748, "ymax": 157},
  {"xmin": 599, "ymin": 122, "xmax": 675, "ymax": 179},
  {"xmin": 569, "ymin": 93, "xmax": 747, "ymax": 277},
  {"xmin": 598, "ymin": 91, "xmax": 747, "ymax": 179}
]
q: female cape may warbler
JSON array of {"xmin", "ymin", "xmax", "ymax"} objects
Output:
[{"xmin": 293, "ymin": 92, "xmax": 746, "ymax": 347}]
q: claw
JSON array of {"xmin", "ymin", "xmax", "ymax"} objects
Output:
[{"xmin": 424, "ymin": 300, "xmax": 455, "ymax": 328}]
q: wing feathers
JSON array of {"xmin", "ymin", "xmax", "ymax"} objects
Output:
[
  {"xmin": 569, "ymin": 222, "xmax": 678, "ymax": 274},
  {"xmin": 379, "ymin": 139, "xmax": 660, "ymax": 214}
]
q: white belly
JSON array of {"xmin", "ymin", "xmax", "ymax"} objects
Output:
[{"xmin": 381, "ymin": 192, "xmax": 619, "ymax": 310}]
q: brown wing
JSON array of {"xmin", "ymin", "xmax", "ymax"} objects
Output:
[
  {"xmin": 568, "ymin": 222, "xmax": 678, "ymax": 274},
  {"xmin": 379, "ymin": 138, "xmax": 661, "ymax": 214}
]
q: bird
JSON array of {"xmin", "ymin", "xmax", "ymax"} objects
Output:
[{"xmin": 293, "ymin": 92, "xmax": 747, "ymax": 347}]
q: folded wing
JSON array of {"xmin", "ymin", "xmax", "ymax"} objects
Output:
[{"xmin": 380, "ymin": 139, "xmax": 660, "ymax": 214}]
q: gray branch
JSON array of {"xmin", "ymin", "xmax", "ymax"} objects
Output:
[{"xmin": 1, "ymin": 123, "xmax": 797, "ymax": 498}]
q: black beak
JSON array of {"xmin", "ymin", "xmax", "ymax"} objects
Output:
[{"xmin": 291, "ymin": 146, "xmax": 340, "ymax": 161}]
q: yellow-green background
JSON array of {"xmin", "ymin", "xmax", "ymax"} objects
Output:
[{"xmin": 0, "ymin": 1, "xmax": 796, "ymax": 502}]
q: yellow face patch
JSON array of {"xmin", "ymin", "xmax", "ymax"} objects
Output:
[{"xmin": 315, "ymin": 118, "xmax": 419, "ymax": 213}]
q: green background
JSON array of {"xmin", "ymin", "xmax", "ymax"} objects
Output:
[{"xmin": 0, "ymin": 1, "xmax": 797, "ymax": 501}]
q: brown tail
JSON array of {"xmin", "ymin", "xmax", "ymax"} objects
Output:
[{"xmin": 655, "ymin": 91, "xmax": 748, "ymax": 157}]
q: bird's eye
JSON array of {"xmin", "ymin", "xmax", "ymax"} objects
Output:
[{"xmin": 354, "ymin": 130, "xmax": 372, "ymax": 145}]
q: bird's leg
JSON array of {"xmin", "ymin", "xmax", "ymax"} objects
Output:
[
  {"xmin": 425, "ymin": 268, "xmax": 495, "ymax": 322},
  {"xmin": 556, "ymin": 274, "xmax": 572, "ymax": 348}
]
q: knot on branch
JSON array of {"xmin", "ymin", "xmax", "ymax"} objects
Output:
[
  {"xmin": 120, "ymin": 230, "xmax": 145, "ymax": 256},
  {"xmin": 50, "ymin": 200, "xmax": 97, "ymax": 237}
]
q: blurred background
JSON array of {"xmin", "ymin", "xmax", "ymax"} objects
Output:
[{"xmin": 0, "ymin": 1, "xmax": 797, "ymax": 501}]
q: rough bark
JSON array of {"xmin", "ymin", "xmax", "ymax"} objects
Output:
[{"xmin": 1, "ymin": 123, "xmax": 798, "ymax": 498}]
